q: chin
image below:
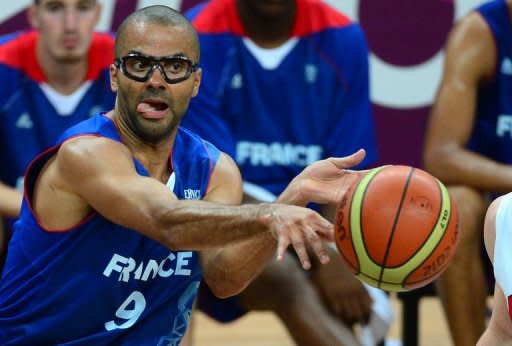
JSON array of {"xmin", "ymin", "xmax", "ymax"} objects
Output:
[{"xmin": 54, "ymin": 51, "xmax": 86, "ymax": 64}]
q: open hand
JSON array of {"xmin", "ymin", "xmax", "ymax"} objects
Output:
[
  {"xmin": 279, "ymin": 149, "xmax": 369, "ymax": 206},
  {"xmin": 261, "ymin": 204, "xmax": 334, "ymax": 269}
]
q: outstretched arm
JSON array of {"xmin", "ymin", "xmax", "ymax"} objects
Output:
[
  {"xmin": 43, "ymin": 136, "xmax": 332, "ymax": 250},
  {"xmin": 37, "ymin": 136, "xmax": 340, "ymax": 297},
  {"xmin": 199, "ymin": 150, "xmax": 367, "ymax": 298}
]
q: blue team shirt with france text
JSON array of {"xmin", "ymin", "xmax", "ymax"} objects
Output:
[{"xmin": 0, "ymin": 114, "xmax": 220, "ymax": 345}]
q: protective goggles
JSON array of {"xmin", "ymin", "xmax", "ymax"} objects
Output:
[{"xmin": 114, "ymin": 53, "xmax": 199, "ymax": 84}]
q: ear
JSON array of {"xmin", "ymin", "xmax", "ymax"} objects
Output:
[
  {"xmin": 27, "ymin": 5, "xmax": 40, "ymax": 29},
  {"xmin": 110, "ymin": 64, "xmax": 119, "ymax": 93},
  {"xmin": 191, "ymin": 67, "xmax": 202, "ymax": 98}
]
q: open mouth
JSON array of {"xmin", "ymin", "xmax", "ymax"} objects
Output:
[{"xmin": 137, "ymin": 99, "xmax": 169, "ymax": 119}]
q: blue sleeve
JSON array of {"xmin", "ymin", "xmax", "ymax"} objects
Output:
[
  {"xmin": 0, "ymin": 32, "xmax": 23, "ymax": 107},
  {"xmin": 324, "ymin": 24, "xmax": 378, "ymax": 168}
]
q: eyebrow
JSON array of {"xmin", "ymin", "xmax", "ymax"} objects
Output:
[{"xmin": 126, "ymin": 50, "xmax": 189, "ymax": 59}]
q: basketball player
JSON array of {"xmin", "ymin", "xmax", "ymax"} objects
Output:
[
  {"xmin": 181, "ymin": 0, "xmax": 392, "ymax": 345},
  {"xmin": 0, "ymin": 6, "xmax": 369, "ymax": 344},
  {"xmin": 0, "ymin": 0, "xmax": 115, "ymax": 264},
  {"xmin": 476, "ymin": 194, "xmax": 512, "ymax": 345},
  {"xmin": 423, "ymin": 0, "xmax": 512, "ymax": 344}
]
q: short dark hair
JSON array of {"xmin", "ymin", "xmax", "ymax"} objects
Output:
[{"xmin": 115, "ymin": 5, "xmax": 199, "ymax": 62}]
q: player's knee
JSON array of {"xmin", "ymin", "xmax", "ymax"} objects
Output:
[
  {"xmin": 448, "ymin": 185, "xmax": 488, "ymax": 218},
  {"xmin": 448, "ymin": 185, "xmax": 488, "ymax": 239},
  {"xmin": 272, "ymin": 253, "xmax": 308, "ymax": 289},
  {"xmin": 237, "ymin": 253, "xmax": 316, "ymax": 314},
  {"xmin": 264, "ymin": 253, "xmax": 315, "ymax": 303}
]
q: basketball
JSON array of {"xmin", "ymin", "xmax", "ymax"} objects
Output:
[{"xmin": 334, "ymin": 165, "xmax": 459, "ymax": 292}]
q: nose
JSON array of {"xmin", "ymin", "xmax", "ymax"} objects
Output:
[
  {"xmin": 63, "ymin": 8, "xmax": 78, "ymax": 31},
  {"xmin": 147, "ymin": 65, "xmax": 167, "ymax": 89}
]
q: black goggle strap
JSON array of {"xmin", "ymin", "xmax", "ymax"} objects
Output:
[{"xmin": 115, "ymin": 54, "xmax": 198, "ymax": 70}]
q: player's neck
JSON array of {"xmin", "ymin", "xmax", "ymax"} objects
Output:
[
  {"xmin": 36, "ymin": 46, "xmax": 88, "ymax": 95},
  {"xmin": 237, "ymin": 6, "xmax": 296, "ymax": 48},
  {"xmin": 109, "ymin": 110, "xmax": 176, "ymax": 183}
]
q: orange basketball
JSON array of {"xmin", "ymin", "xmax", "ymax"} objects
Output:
[{"xmin": 334, "ymin": 165, "xmax": 459, "ymax": 292}]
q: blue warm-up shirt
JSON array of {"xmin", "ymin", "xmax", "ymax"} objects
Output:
[{"xmin": 182, "ymin": 0, "xmax": 377, "ymax": 197}]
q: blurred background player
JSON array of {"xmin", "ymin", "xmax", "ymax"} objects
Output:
[
  {"xmin": 423, "ymin": 0, "xmax": 512, "ymax": 344},
  {"xmin": 182, "ymin": 0, "xmax": 394, "ymax": 345},
  {"xmin": 0, "ymin": 0, "xmax": 115, "ymax": 265}
]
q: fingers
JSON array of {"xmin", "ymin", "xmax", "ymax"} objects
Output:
[
  {"xmin": 271, "ymin": 206, "xmax": 333, "ymax": 269},
  {"xmin": 327, "ymin": 149, "xmax": 366, "ymax": 169},
  {"xmin": 305, "ymin": 230, "xmax": 330, "ymax": 265},
  {"xmin": 276, "ymin": 219, "xmax": 332, "ymax": 269},
  {"xmin": 289, "ymin": 230, "xmax": 311, "ymax": 269},
  {"xmin": 276, "ymin": 236, "xmax": 289, "ymax": 262},
  {"xmin": 317, "ymin": 222, "xmax": 335, "ymax": 242}
]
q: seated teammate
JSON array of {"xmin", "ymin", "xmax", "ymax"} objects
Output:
[{"xmin": 182, "ymin": 0, "xmax": 394, "ymax": 344}]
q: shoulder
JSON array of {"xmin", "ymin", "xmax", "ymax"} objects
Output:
[
  {"xmin": 485, "ymin": 194, "xmax": 512, "ymax": 263},
  {"xmin": 90, "ymin": 32, "xmax": 115, "ymax": 51},
  {"xmin": 293, "ymin": 0, "xmax": 353, "ymax": 36},
  {"xmin": 484, "ymin": 196, "xmax": 501, "ymax": 258},
  {"xmin": 175, "ymin": 127, "xmax": 222, "ymax": 182},
  {"xmin": 87, "ymin": 32, "xmax": 115, "ymax": 80},
  {"xmin": 58, "ymin": 114, "xmax": 119, "ymax": 142},
  {"xmin": 178, "ymin": 127, "xmax": 241, "ymax": 202},
  {"xmin": 452, "ymin": 11, "xmax": 493, "ymax": 44},
  {"xmin": 178, "ymin": 127, "xmax": 221, "ymax": 159},
  {"xmin": 442, "ymin": 11, "xmax": 496, "ymax": 80},
  {"xmin": 187, "ymin": 0, "xmax": 243, "ymax": 35},
  {"xmin": 0, "ymin": 31, "xmax": 36, "ymax": 75},
  {"xmin": 0, "ymin": 31, "xmax": 36, "ymax": 66},
  {"xmin": 0, "ymin": 31, "xmax": 38, "ymax": 102},
  {"xmin": 56, "ymin": 133, "xmax": 130, "ymax": 176},
  {"xmin": 293, "ymin": 2, "xmax": 368, "ymax": 62},
  {"xmin": 206, "ymin": 151, "xmax": 242, "ymax": 203}
]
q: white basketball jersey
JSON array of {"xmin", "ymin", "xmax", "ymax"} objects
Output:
[{"xmin": 495, "ymin": 192, "xmax": 512, "ymax": 319}]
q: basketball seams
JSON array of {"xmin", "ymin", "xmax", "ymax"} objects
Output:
[
  {"xmin": 349, "ymin": 166, "xmax": 385, "ymax": 284},
  {"xmin": 376, "ymin": 166, "xmax": 415, "ymax": 289},
  {"xmin": 403, "ymin": 180, "xmax": 454, "ymax": 287},
  {"xmin": 336, "ymin": 192, "xmax": 360, "ymax": 274},
  {"xmin": 381, "ymin": 174, "xmax": 443, "ymax": 270},
  {"xmin": 335, "ymin": 175, "xmax": 363, "ymax": 274},
  {"xmin": 401, "ymin": 178, "xmax": 444, "ymax": 284}
]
